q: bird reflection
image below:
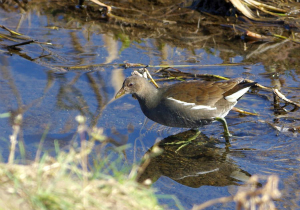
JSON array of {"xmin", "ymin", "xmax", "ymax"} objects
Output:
[{"xmin": 137, "ymin": 129, "xmax": 251, "ymax": 188}]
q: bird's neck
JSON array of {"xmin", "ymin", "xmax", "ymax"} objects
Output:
[{"xmin": 135, "ymin": 82, "xmax": 160, "ymax": 109}]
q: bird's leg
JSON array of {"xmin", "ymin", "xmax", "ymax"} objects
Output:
[
  {"xmin": 165, "ymin": 130, "xmax": 201, "ymax": 153},
  {"xmin": 215, "ymin": 117, "xmax": 232, "ymax": 137}
]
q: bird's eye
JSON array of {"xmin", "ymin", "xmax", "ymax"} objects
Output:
[{"xmin": 128, "ymin": 83, "xmax": 133, "ymax": 87}]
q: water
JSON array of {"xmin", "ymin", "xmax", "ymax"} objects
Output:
[{"xmin": 0, "ymin": 1, "xmax": 300, "ymax": 209}]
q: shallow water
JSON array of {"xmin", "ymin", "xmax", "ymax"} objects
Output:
[{"xmin": 0, "ymin": 1, "xmax": 300, "ymax": 209}]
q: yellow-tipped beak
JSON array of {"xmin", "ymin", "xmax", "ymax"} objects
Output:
[{"xmin": 115, "ymin": 88, "xmax": 126, "ymax": 99}]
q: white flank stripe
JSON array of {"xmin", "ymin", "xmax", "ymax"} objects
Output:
[
  {"xmin": 224, "ymin": 87, "xmax": 250, "ymax": 103},
  {"xmin": 167, "ymin": 97, "xmax": 216, "ymax": 110},
  {"xmin": 191, "ymin": 105, "xmax": 217, "ymax": 110},
  {"xmin": 167, "ymin": 97, "xmax": 195, "ymax": 106}
]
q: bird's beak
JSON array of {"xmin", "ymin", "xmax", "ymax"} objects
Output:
[{"xmin": 115, "ymin": 87, "xmax": 126, "ymax": 99}]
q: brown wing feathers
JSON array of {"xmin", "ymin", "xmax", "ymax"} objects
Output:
[{"xmin": 163, "ymin": 78, "xmax": 255, "ymax": 106}]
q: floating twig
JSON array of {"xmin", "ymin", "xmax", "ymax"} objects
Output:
[
  {"xmin": 155, "ymin": 68, "xmax": 231, "ymax": 81},
  {"xmin": 90, "ymin": 0, "xmax": 112, "ymax": 13},
  {"xmin": 232, "ymin": 107, "xmax": 259, "ymax": 116},
  {"xmin": 273, "ymin": 89, "xmax": 300, "ymax": 108},
  {"xmin": 0, "ymin": 25, "xmax": 23, "ymax": 36},
  {"xmin": 244, "ymin": 79, "xmax": 273, "ymax": 91},
  {"xmin": 124, "ymin": 62, "xmax": 248, "ymax": 69},
  {"xmin": 144, "ymin": 68, "xmax": 159, "ymax": 88},
  {"xmin": 272, "ymin": 33, "xmax": 300, "ymax": 44},
  {"xmin": 133, "ymin": 68, "xmax": 159, "ymax": 88},
  {"xmin": 66, "ymin": 63, "xmax": 249, "ymax": 71},
  {"xmin": 245, "ymin": 30, "xmax": 274, "ymax": 42},
  {"xmin": 0, "ymin": 33, "xmax": 20, "ymax": 42},
  {"xmin": 7, "ymin": 40, "xmax": 36, "ymax": 49}
]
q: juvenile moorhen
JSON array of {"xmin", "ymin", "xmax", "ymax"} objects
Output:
[{"xmin": 115, "ymin": 75, "xmax": 256, "ymax": 135}]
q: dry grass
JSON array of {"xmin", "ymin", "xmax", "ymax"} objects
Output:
[
  {"xmin": 0, "ymin": 115, "xmax": 163, "ymax": 210},
  {"xmin": 0, "ymin": 162, "xmax": 162, "ymax": 210}
]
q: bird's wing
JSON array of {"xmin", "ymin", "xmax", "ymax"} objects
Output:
[{"xmin": 162, "ymin": 79, "xmax": 243, "ymax": 107}]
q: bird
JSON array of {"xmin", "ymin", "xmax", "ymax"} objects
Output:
[{"xmin": 115, "ymin": 75, "xmax": 256, "ymax": 136}]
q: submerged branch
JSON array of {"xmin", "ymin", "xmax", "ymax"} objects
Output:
[
  {"xmin": 273, "ymin": 89, "xmax": 300, "ymax": 108},
  {"xmin": 232, "ymin": 107, "xmax": 259, "ymax": 116}
]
